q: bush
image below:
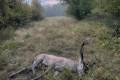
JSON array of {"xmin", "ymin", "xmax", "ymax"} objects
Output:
[
  {"xmin": 112, "ymin": 23, "xmax": 120, "ymax": 37},
  {"xmin": 93, "ymin": 0, "xmax": 120, "ymax": 17},
  {"xmin": 31, "ymin": 0, "xmax": 43, "ymax": 20},
  {"xmin": 0, "ymin": 0, "xmax": 33, "ymax": 28},
  {"xmin": 64, "ymin": 0, "xmax": 92, "ymax": 20},
  {"xmin": 0, "ymin": 27, "xmax": 15, "ymax": 42}
]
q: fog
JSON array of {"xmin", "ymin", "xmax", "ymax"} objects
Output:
[{"xmin": 42, "ymin": 3, "xmax": 67, "ymax": 17}]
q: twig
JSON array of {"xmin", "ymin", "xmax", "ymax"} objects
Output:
[{"xmin": 9, "ymin": 66, "xmax": 32, "ymax": 78}]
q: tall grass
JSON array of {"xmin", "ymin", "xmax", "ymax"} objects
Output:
[{"xmin": 0, "ymin": 17, "xmax": 119, "ymax": 80}]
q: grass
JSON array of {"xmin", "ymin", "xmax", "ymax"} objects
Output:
[{"xmin": 0, "ymin": 16, "xmax": 119, "ymax": 80}]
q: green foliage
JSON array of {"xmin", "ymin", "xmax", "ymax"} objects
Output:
[
  {"xmin": 31, "ymin": 0, "xmax": 43, "ymax": 20},
  {"xmin": 93, "ymin": 0, "xmax": 120, "ymax": 17},
  {"xmin": 0, "ymin": 40, "xmax": 22, "ymax": 70},
  {"xmin": 0, "ymin": 27, "xmax": 15, "ymax": 42},
  {"xmin": 44, "ymin": 69, "xmax": 80, "ymax": 80},
  {"xmin": 0, "ymin": 26, "xmax": 22, "ymax": 70},
  {"xmin": 100, "ymin": 35, "xmax": 120, "ymax": 54},
  {"xmin": 59, "ymin": 69, "xmax": 79, "ymax": 80},
  {"xmin": 63, "ymin": 0, "xmax": 92, "ymax": 20},
  {"xmin": 0, "ymin": 51, "xmax": 9, "ymax": 69},
  {"xmin": 0, "ymin": 0, "xmax": 43, "ymax": 29},
  {"xmin": 0, "ymin": 0, "xmax": 30, "ymax": 28},
  {"xmin": 111, "ymin": 23, "xmax": 120, "ymax": 37}
]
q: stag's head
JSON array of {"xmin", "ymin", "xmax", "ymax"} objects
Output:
[{"xmin": 82, "ymin": 37, "xmax": 91, "ymax": 46}]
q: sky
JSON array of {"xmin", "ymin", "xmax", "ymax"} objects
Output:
[
  {"xmin": 40, "ymin": 0, "xmax": 60, "ymax": 6},
  {"xmin": 25, "ymin": 0, "xmax": 60, "ymax": 6}
]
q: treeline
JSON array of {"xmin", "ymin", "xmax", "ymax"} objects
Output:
[
  {"xmin": 0, "ymin": 0, "xmax": 43, "ymax": 29},
  {"xmin": 63, "ymin": 0, "xmax": 120, "ymax": 19},
  {"xmin": 94, "ymin": 0, "xmax": 120, "ymax": 17},
  {"xmin": 63, "ymin": 0, "xmax": 120, "ymax": 37},
  {"xmin": 94, "ymin": 0, "xmax": 120, "ymax": 37}
]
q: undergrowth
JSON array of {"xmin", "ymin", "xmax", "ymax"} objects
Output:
[{"xmin": 0, "ymin": 17, "xmax": 119, "ymax": 80}]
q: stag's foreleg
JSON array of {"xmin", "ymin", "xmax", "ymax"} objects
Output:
[
  {"xmin": 76, "ymin": 64, "xmax": 85, "ymax": 76},
  {"xmin": 53, "ymin": 63, "xmax": 65, "ymax": 78},
  {"xmin": 32, "ymin": 65, "xmax": 55, "ymax": 80},
  {"xmin": 53, "ymin": 71, "xmax": 60, "ymax": 78}
]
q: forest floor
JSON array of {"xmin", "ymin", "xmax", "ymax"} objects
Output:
[{"xmin": 0, "ymin": 16, "xmax": 119, "ymax": 80}]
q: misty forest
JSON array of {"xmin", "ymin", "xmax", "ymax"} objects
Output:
[{"xmin": 0, "ymin": 0, "xmax": 120, "ymax": 80}]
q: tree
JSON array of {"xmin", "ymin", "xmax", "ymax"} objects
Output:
[
  {"xmin": 31, "ymin": 0, "xmax": 43, "ymax": 20},
  {"xmin": 63, "ymin": 0, "xmax": 92, "ymax": 20},
  {"xmin": 94, "ymin": 0, "xmax": 120, "ymax": 17},
  {"xmin": 0, "ymin": 0, "xmax": 33, "ymax": 28}
]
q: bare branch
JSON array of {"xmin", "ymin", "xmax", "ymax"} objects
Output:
[{"xmin": 9, "ymin": 66, "xmax": 32, "ymax": 78}]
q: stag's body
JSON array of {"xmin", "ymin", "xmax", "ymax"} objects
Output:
[
  {"xmin": 32, "ymin": 53, "xmax": 84, "ymax": 76},
  {"xmin": 32, "ymin": 39, "xmax": 89, "ymax": 77}
]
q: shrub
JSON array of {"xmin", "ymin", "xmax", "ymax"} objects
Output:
[
  {"xmin": 112, "ymin": 23, "xmax": 120, "ymax": 37},
  {"xmin": 93, "ymin": 0, "xmax": 120, "ymax": 17},
  {"xmin": 0, "ymin": 27, "xmax": 15, "ymax": 42},
  {"xmin": 31, "ymin": 0, "xmax": 43, "ymax": 20},
  {"xmin": 64, "ymin": 0, "xmax": 92, "ymax": 20},
  {"xmin": 0, "ymin": 0, "xmax": 33, "ymax": 28}
]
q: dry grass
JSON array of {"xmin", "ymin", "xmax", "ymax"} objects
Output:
[{"xmin": 0, "ymin": 16, "xmax": 119, "ymax": 80}]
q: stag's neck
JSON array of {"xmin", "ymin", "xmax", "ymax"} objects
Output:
[{"xmin": 79, "ymin": 42, "xmax": 85, "ymax": 65}]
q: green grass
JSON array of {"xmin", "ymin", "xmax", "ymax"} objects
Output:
[{"xmin": 0, "ymin": 16, "xmax": 119, "ymax": 80}]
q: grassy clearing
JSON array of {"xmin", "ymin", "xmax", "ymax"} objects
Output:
[{"xmin": 0, "ymin": 16, "xmax": 119, "ymax": 80}]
